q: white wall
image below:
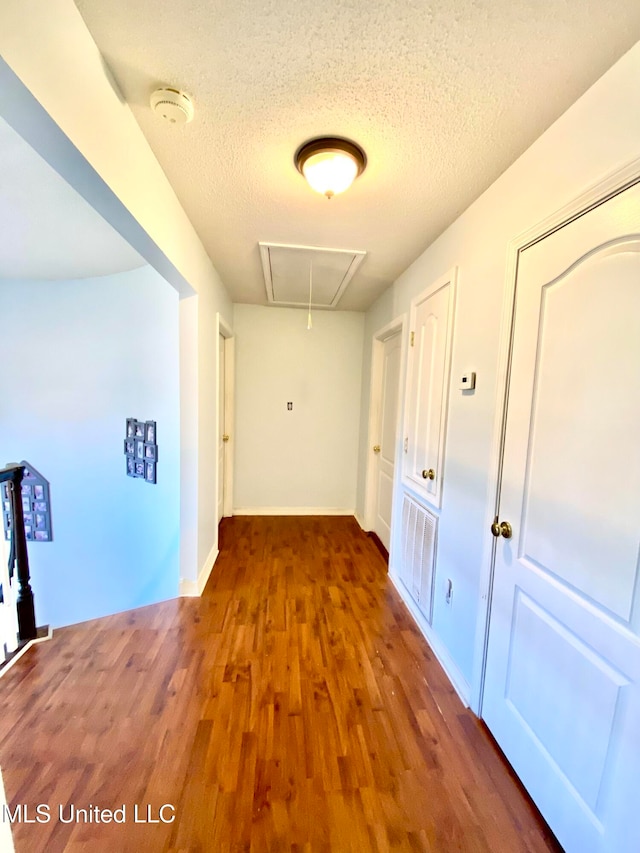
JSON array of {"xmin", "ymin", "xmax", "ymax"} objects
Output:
[
  {"xmin": 0, "ymin": 266, "xmax": 180, "ymax": 628},
  {"xmin": 234, "ymin": 305, "xmax": 364, "ymax": 513},
  {"xmin": 179, "ymin": 296, "xmax": 199, "ymax": 584},
  {"xmin": 0, "ymin": 0, "xmax": 234, "ymax": 587},
  {"xmin": 357, "ymin": 42, "xmax": 640, "ymax": 704}
]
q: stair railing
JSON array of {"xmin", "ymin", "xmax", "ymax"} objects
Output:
[{"xmin": 0, "ymin": 464, "xmax": 37, "ymax": 642}]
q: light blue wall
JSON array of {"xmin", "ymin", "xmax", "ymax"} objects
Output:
[{"xmin": 0, "ymin": 266, "xmax": 180, "ymax": 628}]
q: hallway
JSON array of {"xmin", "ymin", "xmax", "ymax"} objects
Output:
[{"xmin": 0, "ymin": 517, "xmax": 562, "ymax": 852}]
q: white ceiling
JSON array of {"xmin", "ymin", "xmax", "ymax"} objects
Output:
[
  {"xmin": 73, "ymin": 0, "xmax": 640, "ymax": 310},
  {"xmin": 0, "ymin": 117, "xmax": 144, "ymax": 281}
]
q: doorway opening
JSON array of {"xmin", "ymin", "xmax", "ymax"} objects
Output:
[
  {"xmin": 217, "ymin": 314, "xmax": 234, "ymax": 523},
  {"xmin": 363, "ymin": 316, "xmax": 406, "ymax": 557}
]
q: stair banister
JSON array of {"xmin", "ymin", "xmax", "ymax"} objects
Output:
[{"xmin": 0, "ymin": 464, "xmax": 37, "ymax": 641}]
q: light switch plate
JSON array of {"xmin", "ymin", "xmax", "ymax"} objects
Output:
[{"xmin": 459, "ymin": 372, "xmax": 476, "ymax": 391}]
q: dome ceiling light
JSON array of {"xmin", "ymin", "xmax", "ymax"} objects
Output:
[{"xmin": 294, "ymin": 137, "xmax": 367, "ymax": 199}]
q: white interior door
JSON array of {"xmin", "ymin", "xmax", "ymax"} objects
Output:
[
  {"xmin": 217, "ymin": 333, "xmax": 225, "ymax": 524},
  {"xmin": 373, "ymin": 331, "xmax": 401, "ymax": 550},
  {"xmin": 403, "ymin": 270, "xmax": 455, "ymax": 508},
  {"xmin": 482, "ymin": 180, "xmax": 640, "ymax": 853}
]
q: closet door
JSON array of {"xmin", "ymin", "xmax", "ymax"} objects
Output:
[
  {"xmin": 482, "ymin": 180, "xmax": 640, "ymax": 853},
  {"xmin": 403, "ymin": 269, "xmax": 456, "ymax": 508}
]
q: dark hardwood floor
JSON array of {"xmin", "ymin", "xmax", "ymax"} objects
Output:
[{"xmin": 0, "ymin": 516, "xmax": 563, "ymax": 852}]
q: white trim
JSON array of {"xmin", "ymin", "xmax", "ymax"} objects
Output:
[
  {"xmin": 388, "ymin": 571, "xmax": 470, "ymax": 707},
  {"xmin": 216, "ymin": 313, "xmax": 235, "ymax": 520},
  {"xmin": 179, "ymin": 579, "xmax": 199, "ymax": 596},
  {"xmin": 471, "ymin": 155, "xmax": 640, "ymax": 716},
  {"xmin": 218, "ymin": 314, "xmax": 233, "ymax": 339},
  {"xmin": 363, "ymin": 315, "xmax": 407, "ymax": 535},
  {"xmin": 0, "ymin": 626, "xmax": 53, "ymax": 681},
  {"xmin": 233, "ymin": 507, "xmax": 355, "ymax": 517},
  {"xmin": 354, "ymin": 512, "xmax": 366, "ymax": 531},
  {"xmin": 223, "ymin": 336, "xmax": 235, "ymax": 517},
  {"xmin": 180, "ymin": 543, "xmax": 219, "ymax": 597}
]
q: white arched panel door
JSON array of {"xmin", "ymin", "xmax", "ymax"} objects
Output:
[{"xmin": 483, "ymin": 180, "xmax": 640, "ymax": 853}]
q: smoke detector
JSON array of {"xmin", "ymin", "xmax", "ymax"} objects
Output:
[{"xmin": 150, "ymin": 88, "xmax": 194, "ymax": 125}]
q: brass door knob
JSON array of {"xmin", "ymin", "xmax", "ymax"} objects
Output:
[
  {"xmin": 422, "ymin": 468, "xmax": 435, "ymax": 480},
  {"xmin": 490, "ymin": 520, "xmax": 513, "ymax": 539},
  {"xmin": 222, "ymin": 434, "xmax": 230, "ymax": 443},
  {"xmin": 373, "ymin": 445, "xmax": 381, "ymax": 453}
]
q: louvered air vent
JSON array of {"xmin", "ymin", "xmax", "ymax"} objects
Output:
[{"xmin": 401, "ymin": 493, "xmax": 437, "ymax": 622}]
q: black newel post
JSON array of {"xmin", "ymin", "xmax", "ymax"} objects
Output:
[{"xmin": 9, "ymin": 467, "xmax": 37, "ymax": 641}]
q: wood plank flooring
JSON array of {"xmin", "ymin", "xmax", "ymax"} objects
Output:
[{"xmin": 0, "ymin": 516, "xmax": 563, "ymax": 852}]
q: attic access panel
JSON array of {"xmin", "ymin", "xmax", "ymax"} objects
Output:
[{"xmin": 259, "ymin": 242, "xmax": 366, "ymax": 308}]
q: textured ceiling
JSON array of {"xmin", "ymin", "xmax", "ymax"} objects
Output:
[
  {"xmin": 74, "ymin": 0, "xmax": 640, "ymax": 310},
  {"xmin": 0, "ymin": 117, "xmax": 144, "ymax": 281}
]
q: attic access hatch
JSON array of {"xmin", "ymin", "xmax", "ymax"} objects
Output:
[{"xmin": 259, "ymin": 242, "xmax": 366, "ymax": 308}]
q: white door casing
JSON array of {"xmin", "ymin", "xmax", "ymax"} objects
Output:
[
  {"xmin": 403, "ymin": 269, "xmax": 456, "ymax": 508},
  {"xmin": 372, "ymin": 330, "xmax": 402, "ymax": 550},
  {"xmin": 216, "ymin": 314, "xmax": 234, "ymax": 521},
  {"xmin": 482, "ymin": 179, "xmax": 640, "ymax": 853},
  {"xmin": 217, "ymin": 332, "xmax": 225, "ymax": 524}
]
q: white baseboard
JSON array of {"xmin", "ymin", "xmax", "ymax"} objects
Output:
[
  {"xmin": 0, "ymin": 625, "xmax": 53, "ymax": 681},
  {"xmin": 233, "ymin": 507, "xmax": 355, "ymax": 517},
  {"xmin": 180, "ymin": 543, "xmax": 219, "ymax": 597},
  {"xmin": 354, "ymin": 513, "xmax": 367, "ymax": 531},
  {"xmin": 388, "ymin": 570, "xmax": 471, "ymax": 707}
]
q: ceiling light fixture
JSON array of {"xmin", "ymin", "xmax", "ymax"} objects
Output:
[{"xmin": 294, "ymin": 137, "xmax": 366, "ymax": 199}]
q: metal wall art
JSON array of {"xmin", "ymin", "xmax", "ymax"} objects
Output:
[
  {"xmin": 2, "ymin": 461, "xmax": 53, "ymax": 542},
  {"xmin": 124, "ymin": 419, "xmax": 158, "ymax": 484}
]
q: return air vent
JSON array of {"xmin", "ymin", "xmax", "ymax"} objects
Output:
[
  {"xmin": 401, "ymin": 493, "xmax": 438, "ymax": 622},
  {"xmin": 259, "ymin": 242, "xmax": 366, "ymax": 308}
]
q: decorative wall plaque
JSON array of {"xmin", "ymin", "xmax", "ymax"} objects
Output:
[
  {"xmin": 124, "ymin": 419, "xmax": 157, "ymax": 484},
  {"xmin": 2, "ymin": 461, "xmax": 53, "ymax": 542}
]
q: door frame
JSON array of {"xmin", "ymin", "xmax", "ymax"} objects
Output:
[
  {"xmin": 216, "ymin": 313, "xmax": 234, "ymax": 518},
  {"xmin": 363, "ymin": 315, "xmax": 407, "ymax": 539},
  {"xmin": 471, "ymin": 155, "xmax": 640, "ymax": 715}
]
